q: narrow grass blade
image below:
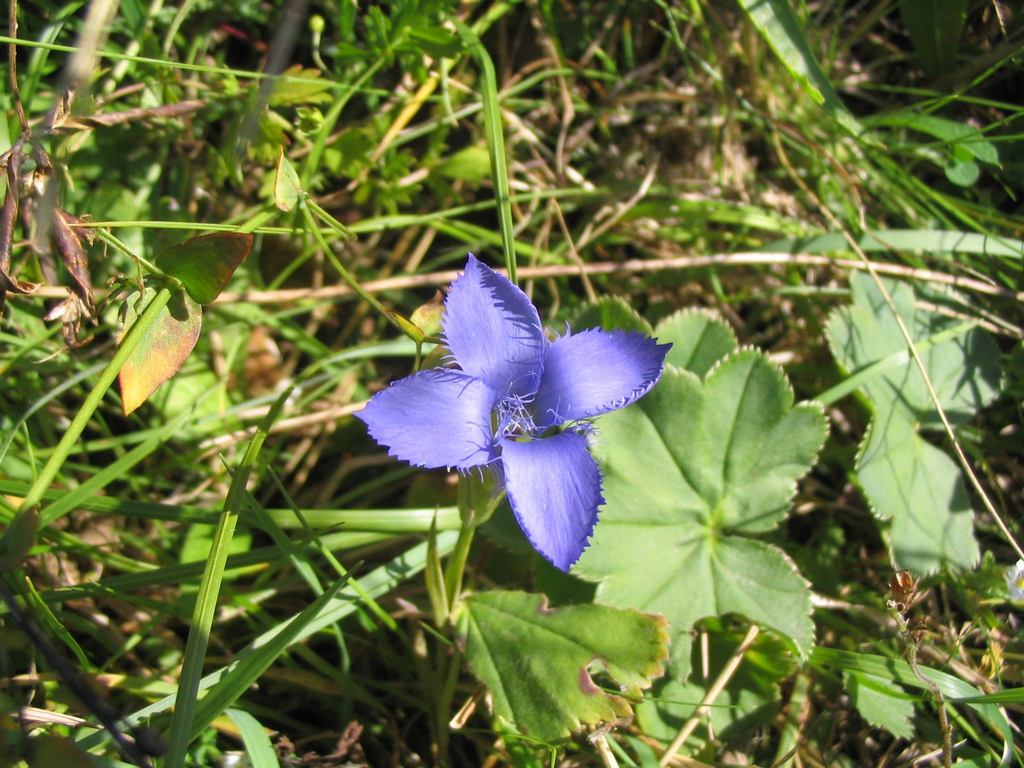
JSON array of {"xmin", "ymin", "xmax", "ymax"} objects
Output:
[
  {"xmin": 225, "ymin": 709, "xmax": 280, "ymax": 768},
  {"xmin": 76, "ymin": 532, "xmax": 458, "ymax": 752},
  {"xmin": 736, "ymin": 0, "xmax": 858, "ymax": 132},
  {"xmin": 189, "ymin": 577, "xmax": 347, "ymax": 739},
  {"xmin": 162, "ymin": 391, "xmax": 288, "ymax": 768},
  {"xmin": 452, "ymin": 20, "xmax": 517, "ymax": 282},
  {"xmin": 38, "ymin": 408, "xmax": 192, "ymax": 526}
]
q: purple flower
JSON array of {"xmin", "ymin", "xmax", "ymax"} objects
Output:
[{"xmin": 357, "ymin": 255, "xmax": 670, "ymax": 571}]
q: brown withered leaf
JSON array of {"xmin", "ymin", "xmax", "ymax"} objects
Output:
[
  {"xmin": 0, "ymin": 163, "xmax": 39, "ymax": 313},
  {"xmin": 51, "ymin": 208, "xmax": 95, "ymax": 314},
  {"xmin": 44, "ymin": 291, "xmax": 92, "ymax": 347}
]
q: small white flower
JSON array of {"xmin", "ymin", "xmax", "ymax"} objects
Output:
[{"xmin": 1006, "ymin": 559, "xmax": 1024, "ymax": 601}]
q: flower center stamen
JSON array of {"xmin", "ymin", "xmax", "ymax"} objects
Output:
[{"xmin": 496, "ymin": 396, "xmax": 538, "ymax": 439}]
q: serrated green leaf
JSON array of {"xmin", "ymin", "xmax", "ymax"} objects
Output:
[
  {"xmin": 857, "ymin": 407, "xmax": 979, "ymax": 572},
  {"xmin": 655, "ymin": 309, "xmax": 738, "ymax": 377},
  {"xmin": 826, "ymin": 273, "xmax": 1000, "ymax": 426},
  {"xmin": 812, "ymin": 646, "xmax": 1014, "ymax": 751},
  {"xmin": 157, "ymin": 232, "xmax": 254, "ymax": 305},
  {"xmin": 118, "ymin": 287, "xmax": 202, "ymax": 416},
  {"xmin": 576, "ymin": 352, "xmax": 827, "ymax": 655},
  {"xmin": 572, "ymin": 296, "xmax": 654, "ymax": 335},
  {"xmin": 844, "ymin": 670, "xmax": 915, "ymax": 739},
  {"xmin": 457, "ymin": 591, "xmax": 669, "ymax": 742}
]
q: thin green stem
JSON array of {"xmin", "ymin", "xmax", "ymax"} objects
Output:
[
  {"xmin": 301, "ymin": 203, "xmax": 414, "ymax": 338},
  {"xmin": 444, "ymin": 521, "xmax": 476, "ymax": 614}
]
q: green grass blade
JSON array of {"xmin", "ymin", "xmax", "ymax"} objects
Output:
[
  {"xmin": 37, "ymin": 409, "xmax": 191, "ymax": 527},
  {"xmin": 76, "ymin": 532, "xmax": 457, "ymax": 753},
  {"xmin": 188, "ymin": 578, "xmax": 348, "ymax": 740},
  {"xmin": 736, "ymin": 0, "xmax": 859, "ymax": 132},
  {"xmin": 452, "ymin": 20, "xmax": 517, "ymax": 282},
  {"xmin": 162, "ymin": 392, "xmax": 287, "ymax": 767},
  {"xmin": 225, "ymin": 709, "xmax": 280, "ymax": 768}
]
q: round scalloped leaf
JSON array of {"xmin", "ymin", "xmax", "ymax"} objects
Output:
[
  {"xmin": 826, "ymin": 273, "xmax": 994, "ymax": 572},
  {"xmin": 156, "ymin": 232, "xmax": 254, "ymax": 305},
  {"xmin": 826, "ymin": 272, "xmax": 1000, "ymax": 426},
  {"xmin": 118, "ymin": 286, "xmax": 202, "ymax": 416},
  {"xmin": 457, "ymin": 590, "xmax": 669, "ymax": 742},
  {"xmin": 576, "ymin": 351, "xmax": 826, "ymax": 655},
  {"xmin": 654, "ymin": 308, "xmax": 738, "ymax": 377},
  {"xmin": 571, "ymin": 296, "xmax": 654, "ymax": 335},
  {"xmin": 856, "ymin": 405, "xmax": 979, "ymax": 572}
]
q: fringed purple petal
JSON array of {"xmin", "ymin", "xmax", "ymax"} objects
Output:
[
  {"xmin": 500, "ymin": 432, "xmax": 603, "ymax": 571},
  {"xmin": 532, "ymin": 329, "xmax": 671, "ymax": 427},
  {"xmin": 442, "ymin": 255, "xmax": 546, "ymax": 398},
  {"xmin": 357, "ymin": 369, "xmax": 497, "ymax": 470}
]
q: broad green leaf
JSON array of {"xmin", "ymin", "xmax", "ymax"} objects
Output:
[
  {"xmin": 157, "ymin": 232, "xmax": 254, "ymax": 305},
  {"xmin": 826, "ymin": 273, "xmax": 1000, "ymax": 427},
  {"xmin": 898, "ymin": 0, "xmax": 967, "ymax": 75},
  {"xmin": 576, "ymin": 351, "xmax": 827, "ymax": 657},
  {"xmin": 457, "ymin": 591, "xmax": 669, "ymax": 742},
  {"xmin": 944, "ymin": 159, "xmax": 979, "ymax": 187},
  {"xmin": 655, "ymin": 309, "xmax": 738, "ymax": 377},
  {"xmin": 844, "ymin": 670, "xmax": 915, "ymax": 739},
  {"xmin": 274, "ymin": 149, "xmax": 302, "ymax": 212},
  {"xmin": 857, "ymin": 406, "xmax": 978, "ymax": 572},
  {"xmin": 407, "ymin": 26, "xmax": 462, "ymax": 58},
  {"xmin": 572, "ymin": 296, "xmax": 654, "ymax": 335},
  {"xmin": 118, "ymin": 287, "xmax": 202, "ymax": 416}
]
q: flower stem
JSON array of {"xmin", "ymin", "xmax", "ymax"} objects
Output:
[{"xmin": 444, "ymin": 479, "xmax": 477, "ymax": 613}]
